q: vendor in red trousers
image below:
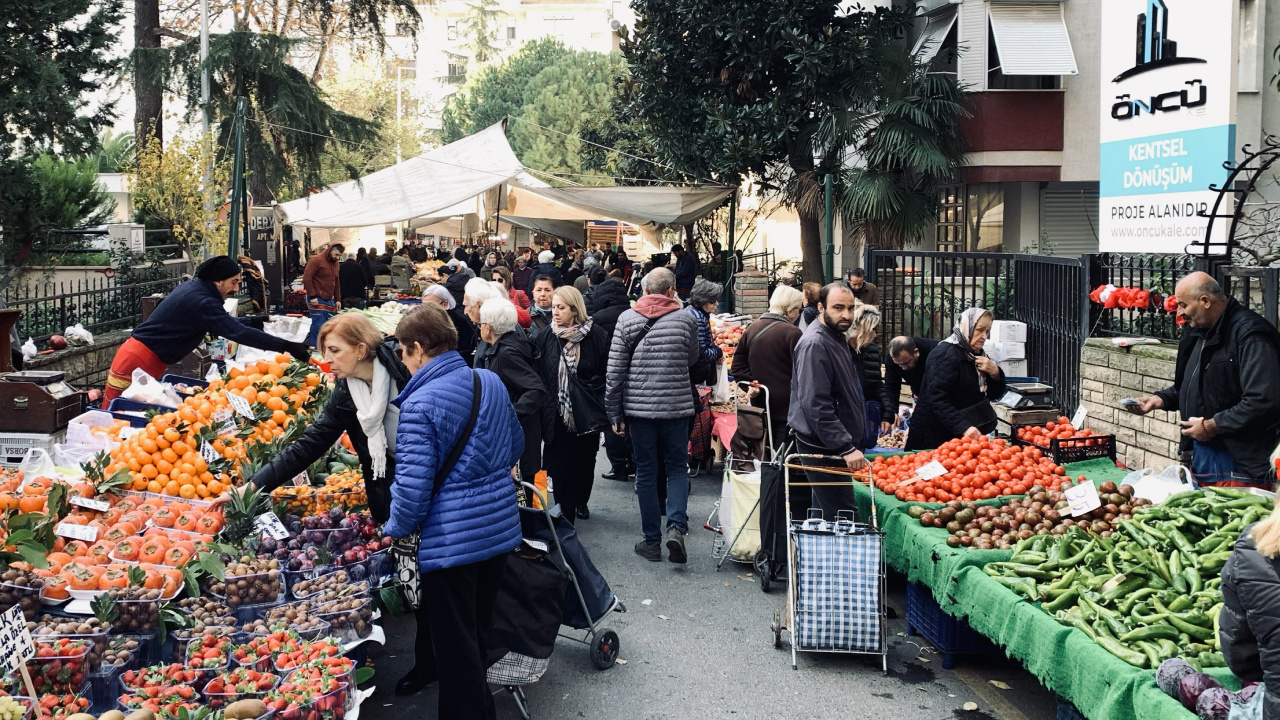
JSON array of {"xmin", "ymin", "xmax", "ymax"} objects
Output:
[{"xmin": 103, "ymin": 256, "xmax": 310, "ymax": 402}]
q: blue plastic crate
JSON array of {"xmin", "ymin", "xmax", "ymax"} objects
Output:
[
  {"xmin": 1056, "ymin": 696, "xmax": 1087, "ymax": 720},
  {"xmin": 160, "ymin": 374, "xmax": 209, "ymax": 389},
  {"xmin": 904, "ymin": 582, "xmax": 993, "ymax": 668},
  {"xmin": 107, "ymin": 398, "xmax": 172, "ymax": 414}
]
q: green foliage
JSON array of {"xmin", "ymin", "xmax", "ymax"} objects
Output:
[
  {"xmin": 0, "ymin": 154, "xmax": 116, "ymax": 264},
  {"xmin": 96, "ymin": 131, "xmax": 137, "ymax": 174},
  {"xmin": 442, "ymin": 40, "xmax": 625, "ymax": 182},
  {"xmin": 463, "ymin": 0, "xmax": 505, "ymax": 65},
  {"xmin": 169, "ymin": 31, "xmax": 380, "ymax": 202}
]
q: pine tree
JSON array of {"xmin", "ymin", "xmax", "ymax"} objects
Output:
[{"xmin": 463, "ymin": 0, "xmax": 505, "ymax": 65}]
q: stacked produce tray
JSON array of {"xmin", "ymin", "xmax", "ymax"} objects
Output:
[{"xmin": 905, "ymin": 583, "xmax": 992, "ymax": 669}]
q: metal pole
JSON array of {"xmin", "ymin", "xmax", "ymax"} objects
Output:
[
  {"xmin": 199, "ymin": 0, "xmax": 212, "ymax": 262},
  {"xmin": 824, "ymin": 173, "xmax": 834, "ymax": 284},
  {"xmin": 726, "ymin": 189, "xmax": 737, "ymax": 312},
  {"xmin": 228, "ymin": 97, "xmax": 247, "ymax": 258}
]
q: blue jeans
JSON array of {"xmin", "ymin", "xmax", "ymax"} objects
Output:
[
  {"xmin": 630, "ymin": 416, "xmax": 690, "ymax": 544},
  {"xmin": 307, "ymin": 308, "xmax": 335, "ymax": 347}
]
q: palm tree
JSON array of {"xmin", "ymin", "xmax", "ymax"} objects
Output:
[{"xmin": 96, "ymin": 131, "xmax": 136, "ymax": 174}]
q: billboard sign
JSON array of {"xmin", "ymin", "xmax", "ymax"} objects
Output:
[{"xmin": 1099, "ymin": 0, "xmax": 1238, "ymax": 253}]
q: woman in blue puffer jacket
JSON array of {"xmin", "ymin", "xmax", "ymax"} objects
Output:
[{"xmin": 384, "ymin": 302, "xmax": 523, "ymax": 718}]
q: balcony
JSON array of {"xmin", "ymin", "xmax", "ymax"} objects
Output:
[{"xmin": 959, "ymin": 90, "xmax": 1065, "ymax": 183}]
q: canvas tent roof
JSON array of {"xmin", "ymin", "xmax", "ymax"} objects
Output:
[{"xmin": 276, "ymin": 121, "xmax": 732, "ymax": 230}]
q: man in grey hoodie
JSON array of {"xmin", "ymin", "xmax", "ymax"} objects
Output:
[{"xmin": 605, "ymin": 267, "xmax": 701, "ymax": 563}]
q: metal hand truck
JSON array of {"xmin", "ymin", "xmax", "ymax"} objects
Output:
[{"xmin": 772, "ymin": 454, "xmax": 888, "ymax": 673}]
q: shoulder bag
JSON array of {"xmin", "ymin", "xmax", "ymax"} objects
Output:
[
  {"xmin": 393, "ymin": 370, "xmax": 483, "ymax": 611},
  {"xmin": 566, "ymin": 344, "xmax": 610, "ymax": 435}
]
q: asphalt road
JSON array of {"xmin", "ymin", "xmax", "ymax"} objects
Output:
[{"xmin": 365, "ymin": 453, "xmax": 1063, "ymax": 720}]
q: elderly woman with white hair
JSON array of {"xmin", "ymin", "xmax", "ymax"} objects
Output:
[
  {"xmin": 847, "ymin": 303, "xmax": 885, "ymax": 450},
  {"xmin": 475, "ymin": 297, "xmax": 548, "ymax": 483},
  {"xmin": 422, "ymin": 283, "xmax": 477, "ymax": 367},
  {"xmin": 532, "ymin": 286, "xmax": 610, "ymax": 522},
  {"xmin": 528, "ymin": 249, "xmax": 564, "ymax": 294}
]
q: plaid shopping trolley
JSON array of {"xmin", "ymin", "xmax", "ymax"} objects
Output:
[{"xmin": 780, "ymin": 454, "xmax": 888, "ymax": 672}]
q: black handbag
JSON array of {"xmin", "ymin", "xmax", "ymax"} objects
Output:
[
  {"xmin": 393, "ymin": 371, "xmax": 483, "ymax": 611},
  {"xmin": 567, "ymin": 371, "xmax": 609, "ymax": 435}
]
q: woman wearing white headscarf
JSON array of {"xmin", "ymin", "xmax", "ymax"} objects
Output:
[{"xmin": 904, "ymin": 307, "xmax": 1007, "ymax": 451}]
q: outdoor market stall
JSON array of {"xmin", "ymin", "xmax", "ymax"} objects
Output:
[{"xmin": 836, "ymin": 441, "xmax": 1251, "ymax": 720}]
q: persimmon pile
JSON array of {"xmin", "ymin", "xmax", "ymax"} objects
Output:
[
  {"xmin": 1015, "ymin": 417, "xmax": 1102, "ymax": 447},
  {"xmin": 872, "ymin": 436, "xmax": 1069, "ymax": 502}
]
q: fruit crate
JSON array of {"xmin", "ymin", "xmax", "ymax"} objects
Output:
[
  {"xmin": 1010, "ymin": 424, "xmax": 1118, "ymax": 465},
  {"xmin": 904, "ymin": 583, "xmax": 993, "ymax": 669}
]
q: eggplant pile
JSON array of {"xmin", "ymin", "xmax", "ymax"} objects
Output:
[{"xmin": 983, "ymin": 486, "xmax": 1271, "ymax": 670}]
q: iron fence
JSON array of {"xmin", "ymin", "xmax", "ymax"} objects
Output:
[
  {"xmin": 866, "ymin": 249, "xmax": 1085, "ymax": 413},
  {"xmin": 4, "ymin": 276, "xmax": 181, "ymax": 345},
  {"xmin": 1088, "ymin": 253, "xmax": 1196, "ymax": 342}
]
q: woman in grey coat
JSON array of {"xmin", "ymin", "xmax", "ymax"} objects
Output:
[{"xmin": 1219, "ymin": 502, "xmax": 1280, "ymax": 717}]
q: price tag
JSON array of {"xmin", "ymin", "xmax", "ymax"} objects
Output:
[
  {"xmin": 1071, "ymin": 406, "xmax": 1088, "ymax": 430},
  {"xmin": 290, "ymin": 472, "xmax": 310, "ymax": 488},
  {"xmin": 1100, "ymin": 573, "xmax": 1127, "ymax": 593},
  {"xmin": 915, "ymin": 460, "xmax": 948, "ymax": 480},
  {"xmin": 68, "ymin": 496, "xmax": 110, "ymax": 512},
  {"xmin": 254, "ymin": 512, "xmax": 291, "ymax": 540},
  {"xmin": 0, "ymin": 604, "xmax": 35, "ymax": 673},
  {"xmin": 200, "ymin": 440, "xmax": 222, "ymax": 464},
  {"xmin": 227, "ymin": 393, "xmax": 254, "ymax": 418},
  {"xmin": 1065, "ymin": 481, "xmax": 1102, "ymax": 517},
  {"xmin": 997, "ymin": 391, "xmax": 1024, "ymax": 408},
  {"xmin": 54, "ymin": 522, "xmax": 98, "ymax": 542}
]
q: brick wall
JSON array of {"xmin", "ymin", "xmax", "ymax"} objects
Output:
[
  {"xmin": 26, "ymin": 330, "xmax": 131, "ymax": 386},
  {"xmin": 1077, "ymin": 338, "xmax": 1183, "ymax": 470}
]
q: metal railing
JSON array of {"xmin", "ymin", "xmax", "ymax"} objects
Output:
[
  {"xmin": 4, "ymin": 276, "xmax": 181, "ymax": 345},
  {"xmin": 1088, "ymin": 253, "xmax": 1196, "ymax": 342}
]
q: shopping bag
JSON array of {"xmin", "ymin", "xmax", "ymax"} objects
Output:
[
  {"xmin": 710, "ymin": 360, "xmax": 731, "ymax": 404},
  {"xmin": 120, "ymin": 369, "xmax": 182, "ymax": 408},
  {"xmin": 19, "ymin": 448, "xmax": 58, "ymax": 483},
  {"xmin": 1129, "ymin": 464, "xmax": 1193, "ymax": 504},
  {"xmin": 720, "ymin": 467, "xmax": 762, "ymax": 560}
]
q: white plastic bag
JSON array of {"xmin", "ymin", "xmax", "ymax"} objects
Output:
[
  {"xmin": 120, "ymin": 368, "xmax": 182, "ymax": 408},
  {"xmin": 1131, "ymin": 464, "xmax": 1195, "ymax": 504},
  {"xmin": 20, "ymin": 338, "xmax": 36, "ymax": 361},
  {"xmin": 264, "ymin": 315, "xmax": 311, "ymax": 343},
  {"xmin": 53, "ymin": 443, "xmax": 104, "ymax": 471},
  {"xmin": 63, "ymin": 323, "xmax": 94, "ymax": 346},
  {"xmin": 19, "ymin": 448, "xmax": 58, "ymax": 482},
  {"xmin": 710, "ymin": 361, "xmax": 731, "ymax": 404}
]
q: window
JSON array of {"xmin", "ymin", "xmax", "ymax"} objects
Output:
[
  {"xmin": 985, "ymin": 2, "xmax": 1075, "ymax": 89},
  {"xmin": 936, "ymin": 184, "xmax": 1006, "ymax": 253},
  {"xmin": 506, "ymin": 25, "xmax": 516, "ymax": 40},
  {"xmin": 446, "ymin": 63, "xmax": 466, "ymax": 83},
  {"xmin": 1239, "ymin": 0, "xmax": 1261, "ymax": 92},
  {"xmin": 936, "ymin": 185, "xmax": 965, "ymax": 253},
  {"xmin": 446, "ymin": 22, "xmax": 458, "ymax": 41},
  {"xmin": 395, "ymin": 21, "xmax": 413, "ymax": 37}
]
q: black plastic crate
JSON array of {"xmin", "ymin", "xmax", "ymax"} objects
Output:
[
  {"xmin": 1010, "ymin": 423, "xmax": 1118, "ymax": 465},
  {"xmin": 904, "ymin": 582, "xmax": 993, "ymax": 669}
]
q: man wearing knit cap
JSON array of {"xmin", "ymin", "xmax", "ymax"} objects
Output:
[
  {"xmin": 303, "ymin": 243, "xmax": 343, "ymax": 346},
  {"xmin": 103, "ymin": 255, "xmax": 310, "ymax": 402}
]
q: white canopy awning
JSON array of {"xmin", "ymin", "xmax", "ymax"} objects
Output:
[
  {"xmin": 278, "ymin": 121, "xmax": 733, "ymax": 230},
  {"xmin": 988, "ymin": 2, "xmax": 1078, "ymax": 75},
  {"xmin": 278, "ymin": 123, "xmax": 524, "ymax": 228}
]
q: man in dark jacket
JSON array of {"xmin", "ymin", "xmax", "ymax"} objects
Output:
[
  {"xmin": 511, "ymin": 256, "xmax": 533, "ymax": 295},
  {"xmin": 880, "ymin": 336, "xmax": 940, "ymax": 431},
  {"xmin": 844, "ymin": 267, "xmax": 879, "ymax": 307},
  {"xmin": 1132, "ymin": 272, "xmax": 1280, "ymax": 485},
  {"xmin": 590, "ymin": 275, "xmax": 634, "ymax": 480},
  {"xmin": 606, "ymin": 267, "xmax": 700, "ymax": 563},
  {"xmin": 788, "ymin": 283, "xmax": 865, "ymax": 516},
  {"xmin": 671, "ymin": 244, "xmax": 697, "ymax": 300},
  {"xmin": 527, "ymin": 250, "xmax": 564, "ymax": 294},
  {"xmin": 339, "ymin": 253, "xmax": 369, "ymax": 308},
  {"xmin": 439, "ymin": 260, "xmax": 474, "ymax": 309}
]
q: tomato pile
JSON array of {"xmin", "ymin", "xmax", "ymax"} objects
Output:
[
  {"xmin": 872, "ymin": 436, "xmax": 1069, "ymax": 502},
  {"xmin": 1015, "ymin": 418, "xmax": 1102, "ymax": 447}
]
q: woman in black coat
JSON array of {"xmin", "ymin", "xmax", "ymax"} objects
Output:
[
  {"xmin": 240, "ymin": 313, "xmax": 409, "ymax": 522},
  {"xmin": 475, "ymin": 297, "xmax": 548, "ymax": 484},
  {"xmin": 905, "ymin": 307, "xmax": 1006, "ymax": 451},
  {"xmin": 532, "ymin": 285, "xmax": 610, "ymax": 522},
  {"xmin": 1219, "ymin": 507, "xmax": 1280, "ymax": 718},
  {"xmin": 848, "ymin": 304, "xmax": 884, "ymax": 450}
]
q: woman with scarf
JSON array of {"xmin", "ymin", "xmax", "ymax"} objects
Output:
[
  {"xmin": 218, "ymin": 313, "xmax": 409, "ymax": 522},
  {"xmin": 532, "ymin": 286, "xmax": 610, "ymax": 522},
  {"xmin": 847, "ymin": 304, "xmax": 884, "ymax": 450},
  {"xmin": 905, "ymin": 307, "xmax": 1007, "ymax": 451}
]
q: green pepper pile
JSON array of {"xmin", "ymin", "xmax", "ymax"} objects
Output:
[{"xmin": 983, "ymin": 486, "xmax": 1271, "ymax": 670}]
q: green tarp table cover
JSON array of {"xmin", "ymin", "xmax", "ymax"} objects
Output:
[{"xmin": 839, "ymin": 457, "xmax": 1232, "ymax": 720}]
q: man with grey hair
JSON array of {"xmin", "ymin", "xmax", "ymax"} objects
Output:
[
  {"xmin": 476, "ymin": 297, "xmax": 547, "ymax": 483},
  {"xmin": 1130, "ymin": 271, "xmax": 1280, "ymax": 486},
  {"xmin": 606, "ymin": 266, "xmax": 701, "ymax": 563}
]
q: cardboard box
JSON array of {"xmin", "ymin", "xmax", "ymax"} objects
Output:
[
  {"xmin": 999, "ymin": 359, "xmax": 1029, "ymax": 377},
  {"xmin": 987, "ymin": 341, "xmax": 1026, "ymax": 362},
  {"xmin": 990, "ymin": 320, "xmax": 1027, "ymax": 342}
]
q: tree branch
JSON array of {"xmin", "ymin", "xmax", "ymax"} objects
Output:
[{"xmin": 156, "ymin": 27, "xmax": 194, "ymax": 42}]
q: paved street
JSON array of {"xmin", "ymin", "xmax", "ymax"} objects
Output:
[{"xmin": 366, "ymin": 454, "xmax": 1061, "ymax": 720}]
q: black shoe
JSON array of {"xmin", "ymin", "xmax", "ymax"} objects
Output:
[
  {"xmin": 577, "ymin": 507, "xmax": 590, "ymax": 520},
  {"xmin": 395, "ymin": 668, "xmax": 436, "ymax": 696},
  {"xmin": 602, "ymin": 468, "xmax": 625, "ymax": 480},
  {"xmin": 665, "ymin": 528, "xmax": 687, "ymax": 564},
  {"xmin": 635, "ymin": 540, "xmax": 662, "ymax": 562}
]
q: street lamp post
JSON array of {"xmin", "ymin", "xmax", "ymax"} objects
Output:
[{"xmin": 395, "ymin": 66, "xmax": 417, "ymax": 248}]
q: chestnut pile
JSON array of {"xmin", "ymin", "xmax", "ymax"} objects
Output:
[{"xmin": 910, "ymin": 481, "xmax": 1151, "ymax": 550}]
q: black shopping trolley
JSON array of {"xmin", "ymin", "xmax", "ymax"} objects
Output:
[{"xmin": 774, "ymin": 454, "xmax": 888, "ymax": 673}]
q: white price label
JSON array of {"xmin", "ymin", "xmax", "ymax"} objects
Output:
[
  {"xmin": 54, "ymin": 522, "xmax": 98, "ymax": 542},
  {"xmin": 998, "ymin": 391, "xmax": 1024, "ymax": 407},
  {"xmin": 68, "ymin": 496, "xmax": 110, "ymax": 512},
  {"xmin": 0, "ymin": 604, "xmax": 34, "ymax": 673},
  {"xmin": 1065, "ymin": 480, "xmax": 1102, "ymax": 517},
  {"xmin": 915, "ymin": 460, "xmax": 948, "ymax": 480},
  {"xmin": 254, "ymin": 512, "xmax": 291, "ymax": 540},
  {"xmin": 290, "ymin": 472, "xmax": 310, "ymax": 488},
  {"xmin": 1100, "ymin": 573, "xmax": 1127, "ymax": 593},
  {"xmin": 227, "ymin": 393, "xmax": 254, "ymax": 418},
  {"xmin": 200, "ymin": 440, "xmax": 222, "ymax": 464},
  {"xmin": 1071, "ymin": 407, "xmax": 1088, "ymax": 430}
]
